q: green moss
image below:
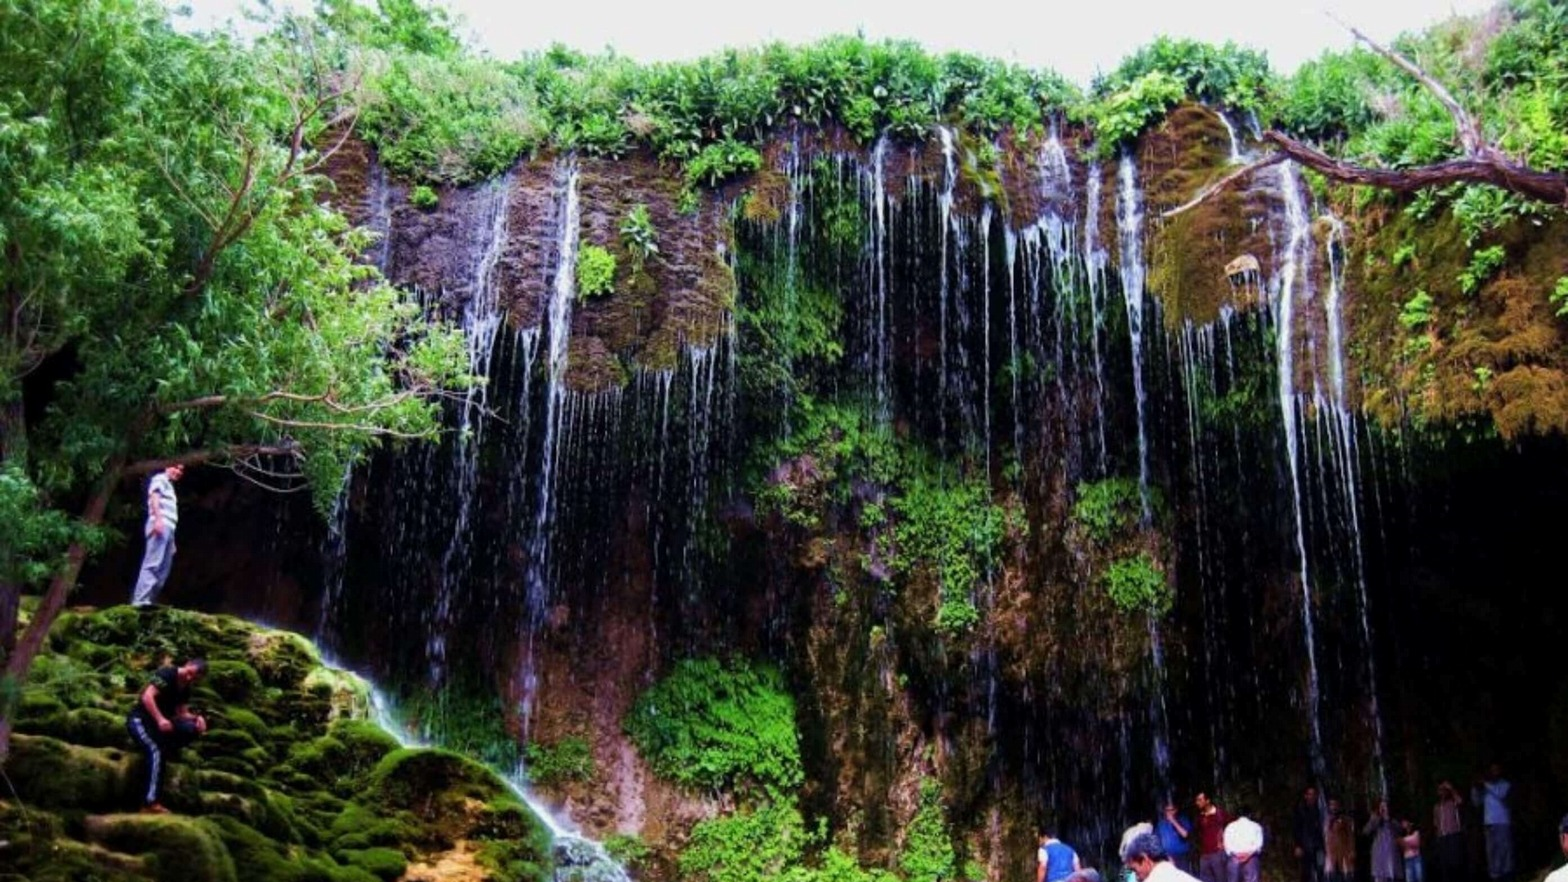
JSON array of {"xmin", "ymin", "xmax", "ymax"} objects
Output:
[
  {"xmin": 247, "ymin": 632, "xmax": 320, "ymax": 688},
  {"xmin": 206, "ymin": 660, "xmax": 263, "ymax": 703},
  {"xmin": 8, "ymin": 733, "xmax": 137, "ymax": 812},
  {"xmin": 341, "ymin": 846, "xmax": 408, "ymax": 880},
  {"xmin": 14, "ymin": 606, "xmax": 556, "ymax": 882},
  {"xmin": 363, "ymin": 747, "xmax": 505, "ymax": 811},
  {"xmin": 87, "ymin": 814, "xmax": 239, "ymax": 882}
]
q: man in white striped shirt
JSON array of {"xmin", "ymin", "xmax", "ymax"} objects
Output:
[{"xmin": 131, "ymin": 464, "xmax": 184, "ymax": 607}]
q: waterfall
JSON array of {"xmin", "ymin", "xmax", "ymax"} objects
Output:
[
  {"xmin": 1084, "ymin": 163, "xmax": 1110, "ymax": 474},
  {"xmin": 1115, "ymin": 155, "xmax": 1151, "ymax": 514},
  {"xmin": 937, "ymin": 125, "xmax": 958, "ymax": 442},
  {"xmin": 1322, "ymin": 217, "xmax": 1387, "ymax": 797},
  {"xmin": 361, "ymin": 678, "xmax": 632, "ymax": 882},
  {"xmin": 520, "ymin": 160, "xmax": 580, "ymax": 740},
  {"xmin": 431, "ymin": 170, "xmax": 514, "ymax": 683},
  {"xmin": 1005, "ymin": 228, "xmax": 1023, "ymax": 467},
  {"xmin": 1216, "ymin": 110, "xmax": 1245, "ymax": 165},
  {"xmin": 1273, "ymin": 161, "xmax": 1326, "ymax": 782},
  {"xmin": 868, "ymin": 134, "xmax": 892, "ymax": 419}
]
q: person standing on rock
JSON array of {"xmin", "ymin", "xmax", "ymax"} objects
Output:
[
  {"xmin": 130, "ymin": 464, "xmax": 183, "ymax": 607},
  {"xmin": 125, "ymin": 658, "xmax": 208, "ymax": 813}
]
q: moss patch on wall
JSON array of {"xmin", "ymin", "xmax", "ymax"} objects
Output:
[{"xmin": 1140, "ymin": 103, "xmax": 1273, "ymax": 328}]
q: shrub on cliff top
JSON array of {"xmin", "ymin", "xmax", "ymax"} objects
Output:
[{"xmin": 624, "ymin": 657, "xmax": 802, "ymax": 797}]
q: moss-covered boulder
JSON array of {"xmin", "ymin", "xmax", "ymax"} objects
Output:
[{"xmin": 4, "ymin": 605, "xmax": 554, "ymax": 882}]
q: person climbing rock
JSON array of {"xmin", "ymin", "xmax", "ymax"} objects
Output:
[
  {"xmin": 125, "ymin": 658, "xmax": 208, "ymax": 813},
  {"xmin": 130, "ymin": 464, "xmax": 184, "ymax": 607}
]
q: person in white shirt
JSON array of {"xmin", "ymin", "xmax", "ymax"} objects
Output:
[
  {"xmin": 131, "ymin": 464, "xmax": 184, "ymax": 607},
  {"xmin": 1224, "ymin": 810, "xmax": 1265, "ymax": 882},
  {"xmin": 1472, "ymin": 763, "xmax": 1513, "ymax": 882},
  {"xmin": 1543, "ymin": 814, "xmax": 1568, "ymax": 882},
  {"xmin": 1124, "ymin": 828, "xmax": 1204, "ymax": 882}
]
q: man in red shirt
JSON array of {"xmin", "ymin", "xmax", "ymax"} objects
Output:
[{"xmin": 1195, "ymin": 792, "xmax": 1233, "ymax": 882}]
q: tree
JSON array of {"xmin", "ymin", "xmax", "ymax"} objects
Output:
[
  {"xmin": 0, "ymin": 0, "xmax": 470, "ymax": 762},
  {"xmin": 1164, "ymin": 14, "xmax": 1568, "ymax": 218}
]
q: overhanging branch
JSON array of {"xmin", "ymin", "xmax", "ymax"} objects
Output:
[
  {"xmin": 1262, "ymin": 131, "xmax": 1568, "ymax": 204},
  {"xmin": 124, "ymin": 444, "xmax": 299, "ymax": 476}
]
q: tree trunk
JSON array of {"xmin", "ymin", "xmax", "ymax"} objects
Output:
[{"xmin": 0, "ymin": 461, "xmax": 121, "ymax": 764}]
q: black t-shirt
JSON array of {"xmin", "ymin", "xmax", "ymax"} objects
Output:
[{"xmin": 130, "ymin": 665, "xmax": 190, "ymax": 726}]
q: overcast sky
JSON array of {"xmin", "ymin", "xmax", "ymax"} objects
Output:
[{"xmin": 180, "ymin": 0, "xmax": 1496, "ymax": 85}]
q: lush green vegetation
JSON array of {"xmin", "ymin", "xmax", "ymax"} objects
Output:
[
  {"xmin": 0, "ymin": 0, "xmax": 473, "ymax": 752},
  {"xmin": 750, "ymin": 399, "xmax": 1014, "ymax": 637},
  {"xmin": 1071, "ymin": 477, "xmax": 1145, "ymax": 544},
  {"xmin": 576, "ymin": 244, "xmax": 618, "ymax": 300},
  {"xmin": 898, "ymin": 779, "xmax": 957, "ymax": 882},
  {"xmin": 522, "ymin": 735, "xmax": 595, "ymax": 786},
  {"xmin": 620, "ymin": 203, "xmax": 660, "ymax": 273},
  {"xmin": 624, "ymin": 657, "xmax": 803, "ymax": 798},
  {"xmin": 1105, "ymin": 552, "xmax": 1173, "ymax": 615},
  {"xmin": 675, "ymin": 798, "xmax": 905, "ymax": 882}
]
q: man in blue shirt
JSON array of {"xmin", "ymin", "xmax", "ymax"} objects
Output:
[
  {"xmin": 1472, "ymin": 763, "xmax": 1513, "ymax": 882},
  {"xmin": 1159, "ymin": 801, "xmax": 1195, "ymax": 874},
  {"xmin": 1039, "ymin": 826, "xmax": 1083, "ymax": 882}
]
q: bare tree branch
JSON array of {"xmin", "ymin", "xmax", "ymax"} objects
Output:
[
  {"xmin": 124, "ymin": 444, "xmax": 300, "ymax": 476},
  {"xmin": 1261, "ymin": 131, "xmax": 1568, "ymax": 204},
  {"xmin": 1327, "ymin": 12, "xmax": 1493, "ymax": 160},
  {"xmin": 1161, "ymin": 153, "xmax": 1288, "ymax": 218},
  {"xmin": 1155, "ymin": 13, "xmax": 1568, "ymax": 220},
  {"xmin": 248, "ymin": 410, "xmax": 430, "ymax": 439}
]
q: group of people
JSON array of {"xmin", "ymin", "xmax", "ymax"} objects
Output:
[
  {"xmin": 1056, "ymin": 773, "xmax": 1524, "ymax": 882},
  {"xmin": 1288, "ymin": 773, "xmax": 1516, "ymax": 882},
  {"xmin": 1122, "ymin": 813, "xmax": 1568, "ymax": 882}
]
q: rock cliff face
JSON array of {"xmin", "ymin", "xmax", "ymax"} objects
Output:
[{"xmin": 75, "ymin": 107, "xmax": 1568, "ymax": 882}]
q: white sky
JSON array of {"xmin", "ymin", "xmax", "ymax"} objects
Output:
[{"xmin": 179, "ymin": 0, "xmax": 1496, "ymax": 86}]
